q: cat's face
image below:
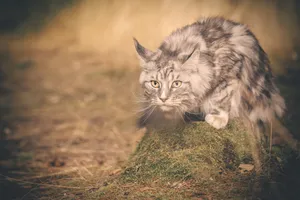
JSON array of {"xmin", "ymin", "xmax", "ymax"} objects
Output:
[
  {"xmin": 134, "ymin": 38, "xmax": 213, "ymax": 123},
  {"xmin": 139, "ymin": 61, "xmax": 197, "ymax": 115},
  {"xmin": 133, "ymin": 38, "xmax": 206, "ymax": 119}
]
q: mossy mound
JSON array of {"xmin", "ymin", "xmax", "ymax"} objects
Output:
[{"xmin": 94, "ymin": 121, "xmax": 286, "ymax": 200}]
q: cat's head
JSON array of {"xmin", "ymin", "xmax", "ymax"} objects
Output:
[{"xmin": 133, "ymin": 38, "xmax": 212, "ymax": 122}]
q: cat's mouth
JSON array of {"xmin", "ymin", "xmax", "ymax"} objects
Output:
[{"xmin": 159, "ymin": 105, "xmax": 174, "ymax": 112}]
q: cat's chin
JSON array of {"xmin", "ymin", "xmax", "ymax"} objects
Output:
[{"xmin": 159, "ymin": 105, "xmax": 174, "ymax": 112}]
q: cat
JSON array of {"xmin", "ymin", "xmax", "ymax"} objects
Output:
[{"xmin": 133, "ymin": 17, "xmax": 298, "ymax": 165}]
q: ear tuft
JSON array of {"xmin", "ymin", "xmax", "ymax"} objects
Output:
[{"xmin": 133, "ymin": 38, "xmax": 155, "ymax": 62}]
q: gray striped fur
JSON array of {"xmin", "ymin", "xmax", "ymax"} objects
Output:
[
  {"xmin": 134, "ymin": 17, "xmax": 286, "ymax": 131},
  {"xmin": 134, "ymin": 17, "xmax": 300, "ymax": 163}
]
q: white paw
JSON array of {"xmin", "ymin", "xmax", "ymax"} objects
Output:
[{"xmin": 205, "ymin": 113, "xmax": 228, "ymax": 129}]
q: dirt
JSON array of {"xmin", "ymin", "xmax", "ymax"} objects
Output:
[{"xmin": 0, "ymin": 47, "xmax": 145, "ymax": 199}]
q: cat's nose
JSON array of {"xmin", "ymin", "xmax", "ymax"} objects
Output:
[{"xmin": 159, "ymin": 97, "xmax": 167, "ymax": 102}]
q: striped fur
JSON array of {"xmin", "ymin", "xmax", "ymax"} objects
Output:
[{"xmin": 134, "ymin": 17, "xmax": 297, "ymax": 153}]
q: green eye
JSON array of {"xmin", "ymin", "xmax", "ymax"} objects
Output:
[
  {"xmin": 150, "ymin": 80, "xmax": 160, "ymax": 88},
  {"xmin": 172, "ymin": 80, "xmax": 182, "ymax": 88}
]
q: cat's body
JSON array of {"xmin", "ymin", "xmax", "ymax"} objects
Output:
[{"xmin": 134, "ymin": 17, "xmax": 298, "ymax": 162}]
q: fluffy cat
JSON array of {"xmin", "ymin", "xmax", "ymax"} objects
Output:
[{"xmin": 134, "ymin": 17, "xmax": 298, "ymax": 157}]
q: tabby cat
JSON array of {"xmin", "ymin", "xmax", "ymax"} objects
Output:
[{"xmin": 134, "ymin": 17, "xmax": 298, "ymax": 163}]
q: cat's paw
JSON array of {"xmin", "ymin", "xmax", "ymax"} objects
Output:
[{"xmin": 205, "ymin": 113, "xmax": 228, "ymax": 129}]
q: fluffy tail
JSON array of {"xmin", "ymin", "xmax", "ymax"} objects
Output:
[
  {"xmin": 268, "ymin": 92, "xmax": 298, "ymax": 150},
  {"xmin": 270, "ymin": 116, "xmax": 299, "ymax": 150},
  {"xmin": 242, "ymin": 114, "xmax": 299, "ymax": 174}
]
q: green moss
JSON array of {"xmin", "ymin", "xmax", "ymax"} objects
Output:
[
  {"xmin": 91, "ymin": 120, "xmax": 287, "ymax": 199},
  {"xmin": 17, "ymin": 152, "xmax": 34, "ymax": 162}
]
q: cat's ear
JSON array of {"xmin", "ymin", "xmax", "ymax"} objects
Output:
[{"xmin": 133, "ymin": 38, "xmax": 155, "ymax": 63}]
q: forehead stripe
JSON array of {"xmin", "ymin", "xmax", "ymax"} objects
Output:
[
  {"xmin": 159, "ymin": 71, "xmax": 163, "ymax": 79},
  {"xmin": 166, "ymin": 68, "xmax": 173, "ymax": 77},
  {"xmin": 163, "ymin": 68, "xmax": 167, "ymax": 79}
]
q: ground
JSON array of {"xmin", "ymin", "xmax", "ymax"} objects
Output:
[{"xmin": 0, "ymin": 48, "xmax": 146, "ymax": 199}]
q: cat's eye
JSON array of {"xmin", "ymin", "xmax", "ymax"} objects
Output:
[
  {"xmin": 150, "ymin": 80, "xmax": 160, "ymax": 88},
  {"xmin": 172, "ymin": 80, "xmax": 182, "ymax": 88}
]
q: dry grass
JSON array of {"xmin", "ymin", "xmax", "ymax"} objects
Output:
[{"xmin": 0, "ymin": 49, "xmax": 145, "ymax": 199}]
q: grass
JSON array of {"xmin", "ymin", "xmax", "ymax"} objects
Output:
[{"xmin": 84, "ymin": 121, "xmax": 288, "ymax": 200}]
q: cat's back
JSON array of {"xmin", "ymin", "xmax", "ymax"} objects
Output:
[{"xmin": 161, "ymin": 17, "xmax": 259, "ymax": 55}]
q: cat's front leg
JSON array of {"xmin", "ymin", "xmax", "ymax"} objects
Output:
[
  {"xmin": 205, "ymin": 109, "xmax": 229, "ymax": 129},
  {"xmin": 202, "ymin": 81, "xmax": 233, "ymax": 129}
]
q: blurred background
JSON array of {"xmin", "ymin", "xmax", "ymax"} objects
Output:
[
  {"xmin": 0, "ymin": 0, "xmax": 300, "ymax": 199},
  {"xmin": 1, "ymin": 0, "xmax": 300, "ymax": 69}
]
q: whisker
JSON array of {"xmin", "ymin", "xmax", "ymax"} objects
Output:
[
  {"xmin": 134, "ymin": 100, "xmax": 150, "ymax": 103},
  {"xmin": 133, "ymin": 102, "xmax": 150, "ymax": 106},
  {"xmin": 141, "ymin": 105, "xmax": 156, "ymax": 125},
  {"xmin": 134, "ymin": 97, "xmax": 150, "ymax": 103},
  {"xmin": 131, "ymin": 91, "xmax": 150, "ymax": 103},
  {"xmin": 135, "ymin": 105, "xmax": 153, "ymax": 113},
  {"xmin": 178, "ymin": 106, "xmax": 196, "ymax": 122},
  {"xmin": 131, "ymin": 90, "xmax": 144, "ymax": 98},
  {"xmin": 180, "ymin": 102, "xmax": 202, "ymax": 115},
  {"xmin": 176, "ymin": 107, "xmax": 186, "ymax": 123}
]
